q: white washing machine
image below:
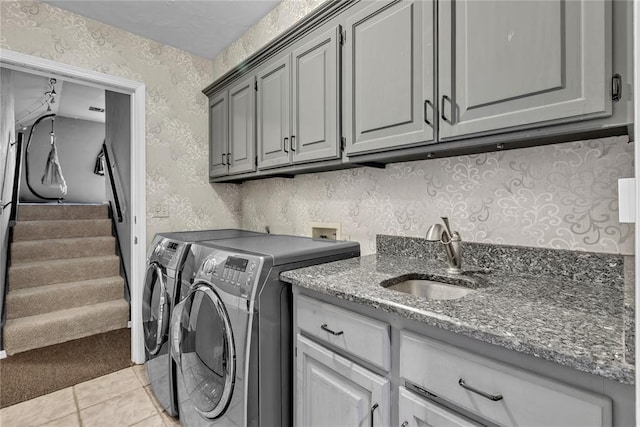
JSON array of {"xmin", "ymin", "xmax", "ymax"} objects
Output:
[
  {"xmin": 142, "ymin": 230, "xmax": 263, "ymax": 417},
  {"xmin": 171, "ymin": 234, "xmax": 360, "ymax": 426}
]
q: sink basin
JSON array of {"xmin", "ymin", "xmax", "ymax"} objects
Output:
[{"xmin": 385, "ymin": 279, "xmax": 475, "ymax": 300}]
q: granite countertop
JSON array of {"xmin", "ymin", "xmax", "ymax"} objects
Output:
[{"xmin": 281, "ymin": 253, "xmax": 635, "ymax": 385}]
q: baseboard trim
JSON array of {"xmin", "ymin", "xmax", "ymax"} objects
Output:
[{"xmin": 0, "ymin": 350, "xmax": 6, "ymax": 359}]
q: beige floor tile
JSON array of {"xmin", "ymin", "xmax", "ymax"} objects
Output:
[
  {"xmin": 132, "ymin": 364, "xmax": 150, "ymax": 387},
  {"xmin": 74, "ymin": 367, "xmax": 141, "ymax": 409},
  {"xmin": 0, "ymin": 387, "xmax": 76, "ymax": 427},
  {"xmin": 143, "ymin": 385, "xmax": 164, "ymax": 411},
  {"xmin": 39, "ymin": 412, "xmax": 81, "ymax": 427},
  {"xmin": 79, "ymin": 387, "xmax": 157, "ymax": 427},
  {"xmin": 130, "ymin": 414, "xmax": 165, "ymax": 427},
  {"xmin": 160, "ymin": 411, "xmax": 181, "ymax": 427}
]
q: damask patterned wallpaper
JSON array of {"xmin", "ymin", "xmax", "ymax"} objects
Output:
[
  {"xmin": 0, "ymin": 1, "xmax": 242, "ymax": 244},
  {"xmin": 239, "ymin": 138, "xmax": 634, "ymax": 255}
]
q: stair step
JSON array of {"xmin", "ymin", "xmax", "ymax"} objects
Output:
[
  {"xmin": 10, "ymin": 236, "xmax": 116, "ymax": 264},
  {"xmin": 8, "ymin": 256, "xmax": 120, "ymax": 290},
  {"xmin": 18, "ymin": 204, "xmax": 109, "ymax": 221},
  {"xmin": 3, "ymin": 299, "xmax": 129, "ymax": 355},
  {"xmin": 12, "ymin": 219, "xmax": 112, "ymax": 241},
  {"xmin": 5, "ymin": 277, "xmax": 125, "ymax": 320}
]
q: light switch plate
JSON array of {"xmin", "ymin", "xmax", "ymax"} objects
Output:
[{"xmin": 618, "ymin": 178, "xmax": 636, "ymax": 223}]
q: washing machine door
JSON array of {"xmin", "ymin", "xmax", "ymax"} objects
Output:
[
  {"xmin": 176, "ymin": 283, "xmax": 236, "ymax": 420},
  {"xmin": 142, "ymin": 262, "xmax": 170, "ymax": 356}
]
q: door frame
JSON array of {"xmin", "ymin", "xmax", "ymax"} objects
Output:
[{"xmin": 0, "ymin": 49, "xmax": 147, "ymax": 364}]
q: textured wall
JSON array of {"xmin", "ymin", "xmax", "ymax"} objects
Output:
[
  {"xmin": 240, "ymin": 137, "xmax": 634, "ymax": 256},
  {"xmin": 1, "ymin": 1, "xmax": 242, "ymax": 244}
]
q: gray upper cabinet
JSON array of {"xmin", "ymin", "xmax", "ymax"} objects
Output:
[
  {"xmin": 258, "ymin": 26, "xmax": 341, "ymax": 171},
  {"xmin": 344, "ymin": 0, "xmax": 435, "ymax": 156},
  {"xmin": 438, "ymin": 0, "xmax": 612, "ymax": 140},
  {"xmin": 291, "ymin": 27, "xmax": 341, "ymax": 164},
  {"xmin": 209, "ymin": 77, "xmax": 256, "ymax": 179},
  {"xmin": 228, "ymin": 76, "xmax": 256, "ymax": 174},
  {"xmin": 257, "ymin": 55, "xmax": 291, "ymax": 170},
  {"xmin": 209, "ymin": 91, "xmax": 228, "ymax": 178}
]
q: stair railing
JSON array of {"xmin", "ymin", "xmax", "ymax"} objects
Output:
[
  {"xmin": 102, "ymin": 142, "xmax": 130, "ymax": 306},
  {"xmin": 1, "ymin": 132, "xmax": 24, "ymax": 350}
]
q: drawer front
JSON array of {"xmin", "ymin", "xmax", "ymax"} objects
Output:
[
  {"xmin": 296, "ymin": 294, "xmax": 390, "ymax": 371},
  {"xmin": 400, "ymin": 332, "xmax": 612, "ymax": 427}
]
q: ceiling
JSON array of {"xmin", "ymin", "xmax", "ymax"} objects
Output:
[
  {"xmin": 45, "ymin": 0, "xmax": 281, "ymax": 59},
  {"xmin": 14, "ymin": 70, "xmax": 105, "ymax": 128}
]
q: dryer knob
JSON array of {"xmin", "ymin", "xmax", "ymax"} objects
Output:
[{"xmin": 205, "ymin": 259, "xmax": 217, "ymax": 275}]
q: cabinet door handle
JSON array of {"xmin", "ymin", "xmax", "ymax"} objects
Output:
[
  {"xmin": 227, "ymin": 152, "xmax": 231, "ymax": 165},
  {"xmin": 441, "ymin": 95, "xmax": 454, "ymax": 124},
  {"xmin": 283, "ymin": 137, "xmax": 289, "ymax": 153},
  {"xmin": 221, "ymin": 153, "xmax": 226, "ymax": 166},
  {"xmin": 401, "ymin": 422, "xmax": 408, "ymax": 427},
  {"xmin": 291, "ymin": 135, "xmax": 296, "ymax": 152},
  {"xmin": 370, "ymin": 403, "xmax": 379, "ymax": 427},
  {"xmin": 320, "ymin": 324, "xmax": 343, "ymax": 336},
  {"xmin": 458, "ymin": 378, "xmax": 503, "ymax": 401},
  {"xmin": 424, "ymin": 99, "xmax": 433, "ymax": 127}
]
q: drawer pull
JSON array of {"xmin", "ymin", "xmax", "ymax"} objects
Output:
[
  {"xmin": 370, "ymin": 403, "xmax": 379, "ymax": 427},
  {"xmin": 458, "ymin": 378, "xmax": 503, "ymax": 401},
  {"xmin": 320, "ymin": 324, "xmax": 343, "ymax": 336}
]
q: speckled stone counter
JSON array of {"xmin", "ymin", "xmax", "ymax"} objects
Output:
[{"xmin": 281, "ymin": 236, "xmax": 635, "ymax": 385}]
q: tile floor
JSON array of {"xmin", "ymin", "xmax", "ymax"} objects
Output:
[{"xmin": 0, "ymin": 365, "xmax": 180, "ymax": 427}]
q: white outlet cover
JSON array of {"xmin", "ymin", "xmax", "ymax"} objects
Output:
[{"xmin": 618, "ymin": 178, "xmax": 636, "ymax": 223}]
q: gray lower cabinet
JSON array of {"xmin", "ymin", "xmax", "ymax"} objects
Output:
[
  {"xmin": 344, "ymin": 0, "xmax": 435, "ymax": 156},
  {"xmin": 400, "ymin": 331, "xmax": 612, "ymax": 426},
  {"xmin": 398, "ymin": 386, "xmax": 478, "ymax": 427},
  {"xmin": 296, "ymin": 334, "xmax": 390, "ymax": 427},
  {"xmin": 437, "ymin": 0, "xmax": 611, "ymax": 139},
  {"xmin": 209, "ymin": 76, "xmax": 256, "ymax": 178},
  {"xmin": 258, "ymin": 26, "xmax": 341, "ymax": 170}
]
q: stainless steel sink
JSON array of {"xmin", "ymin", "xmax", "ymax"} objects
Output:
[{"xmin": 384, "ymin": 279, "xmax": 475, "ymax": 300}]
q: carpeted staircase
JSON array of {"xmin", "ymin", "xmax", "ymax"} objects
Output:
[
  {"xmin": 4, "ymin": 204, "xmax": 129, "ymax": 354},
  {"xmin": 1, "ymin": 203, "xmax": 131, "ymax": 407}
]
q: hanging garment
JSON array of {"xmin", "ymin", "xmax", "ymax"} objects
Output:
[
  {"xmin": 41, "ymin": 129, "xmax": 68, "ymax": 195},
  {"xmin": 94, "ymin": 147, "xmax": 105, "ymax": 175}
]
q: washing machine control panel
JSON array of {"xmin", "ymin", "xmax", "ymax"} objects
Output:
[
  {"xmin": 154, "ymin": 239, "xmax": 186, "ymax": 271},
  {"xmin": 198, "ymin": 250, "xmax": 263, "ymax": 298}
]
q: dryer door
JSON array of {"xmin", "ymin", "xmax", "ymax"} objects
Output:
[
  {"xmin": 176, "ymin": 283, "xmax": 236, "ymax": 420},
  {"xmin": 142, "ymin": 262, "xmax": 170, "ymax": 356}
]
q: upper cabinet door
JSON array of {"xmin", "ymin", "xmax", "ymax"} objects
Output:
[
  {"xmin": 257, "ymin": 55, "xmax": 292, "ymax": 170},
  {"xmin": 344, "ymin": 0, "xmax": 435, "ymax": 156},
  {"xmin": 292, "ymin": 27, "xmax": 340, "ymax": 164},
  {"xmin": 228, "ymin": 76, "xmax": 256, "ymax": 175},
  {"xmin": 209, "ymin": 91, "xmax": 228, "ymax": 178},
  {"xmin": 438, "ymin": 0, "xmax": 611, "ymax": 140}
]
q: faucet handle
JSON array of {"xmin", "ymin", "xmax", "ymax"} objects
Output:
[{"xmin": 441, "ymin": 217, "xmax": 453, "ymax": 236}]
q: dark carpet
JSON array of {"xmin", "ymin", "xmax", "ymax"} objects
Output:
[{"xmin": 0, "ymin": 328, "xmax": 131, "ymax": 408}]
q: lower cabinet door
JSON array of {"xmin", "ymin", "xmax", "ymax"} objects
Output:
[
  {"xmin": 399, "ymin": 386, "xmax": 479, "ymax": 427},
  {"xmin": 296, "ymin": 334, "xmax": 390, "ymax": 427}
]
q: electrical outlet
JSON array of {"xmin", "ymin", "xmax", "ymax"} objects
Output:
[
  {"xmin": 153, "ymin": 204, "xmax": 170, "ymax": 218},
  {"xmin": 310, "ymin": 222, "xmax": 341, "ymax": 240}
]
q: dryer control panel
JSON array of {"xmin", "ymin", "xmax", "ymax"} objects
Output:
[{"xmin": 198, "ymin": 250, "xmax": 264, "ymax": 299}]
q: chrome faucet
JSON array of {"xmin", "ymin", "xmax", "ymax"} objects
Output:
[{"xmin": 426, "ymin": 217, "xmax": 462, "ymax": 274}]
